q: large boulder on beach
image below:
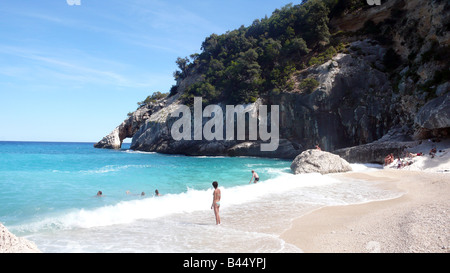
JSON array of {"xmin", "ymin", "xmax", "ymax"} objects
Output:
[
  {"xmin": 0, "ymin": 223, "xmax": 40, "ymax": 253},
  {"xmin": 414, "ymin": 93, "xmax": 450, "ymax": 139},
  {"xmin": 290, "ymin": 149, "xmax": 352, "ymax": 175}
]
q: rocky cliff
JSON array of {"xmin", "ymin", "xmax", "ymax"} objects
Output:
[
  {"xmin": 95, "ymin": 0, "xmax": 449, "ymax": 162},
  {"xmin": 94, "ymin": 96, "xmax": 171, "ymax": 149}
]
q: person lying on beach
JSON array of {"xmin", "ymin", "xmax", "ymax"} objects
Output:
[
  {"xmin": 384, "ymin": 153, "xmax": 394, "ymax": 165},
  {"xmin": 395, "ymin": 157, "xmax": 414, "ymax": 169},
  {"xmin": 249, "ymin": 170, "xmax": 259, "ymax": 184},
  {"xmin": 406, "ymin": 152, "xmax": 422, "ymax": 158}
]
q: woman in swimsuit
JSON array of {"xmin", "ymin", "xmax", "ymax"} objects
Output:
[{"xmin": 211, "ymin": 181, "xmax": 221, "ymax": 225}]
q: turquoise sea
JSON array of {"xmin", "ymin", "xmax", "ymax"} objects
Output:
[{"xmin": 0, "ymin": 141, "xmax": 400, "ymax": 252}]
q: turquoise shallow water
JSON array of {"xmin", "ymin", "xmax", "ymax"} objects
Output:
[
  {"xmin": 0, "ymin": 141, "xmax": 290, "ymax": 226},
  {"xmin": 0, "ymin": 141, "xmax": 398, "ymax": 252}
]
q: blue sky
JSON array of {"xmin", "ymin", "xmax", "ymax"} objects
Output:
[{"xmin": 0, "ymin": 0, "xmax": 297, "ymax": 142}]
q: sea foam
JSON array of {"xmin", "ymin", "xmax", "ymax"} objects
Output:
[{"xmin": 15, "ymin": 166, "xmax": 390, "ymax": 234}]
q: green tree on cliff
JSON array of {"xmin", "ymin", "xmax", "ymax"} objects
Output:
[{"xmin": 174, "ymin": 0, "xmax": 339, "ymax": 105}]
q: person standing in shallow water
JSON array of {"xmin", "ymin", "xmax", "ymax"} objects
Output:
[
  {"xmin": 211, "ymin": 181, "xmax": 221, "ymax": 225},
  {"xmin": 249, "ymin": 170, "xmax": 259, "ymax": 184}
]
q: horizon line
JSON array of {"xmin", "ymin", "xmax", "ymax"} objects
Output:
[{"xmin": 0, "ymin": 140, "xmax": 132, "ymax": 144}]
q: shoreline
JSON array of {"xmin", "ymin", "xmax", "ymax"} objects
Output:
[
  {"xmin": 2, "ymin": 139, "xmax": 449, "ymax": 253},
  {"xmin": 280, "ymin": 169, "xmax": 450, "ymax": 253}
]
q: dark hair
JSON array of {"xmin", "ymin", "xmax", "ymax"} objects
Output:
[{"xmin": 212, "ymin": 181, "xmax": 218, "ymax": 189}]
